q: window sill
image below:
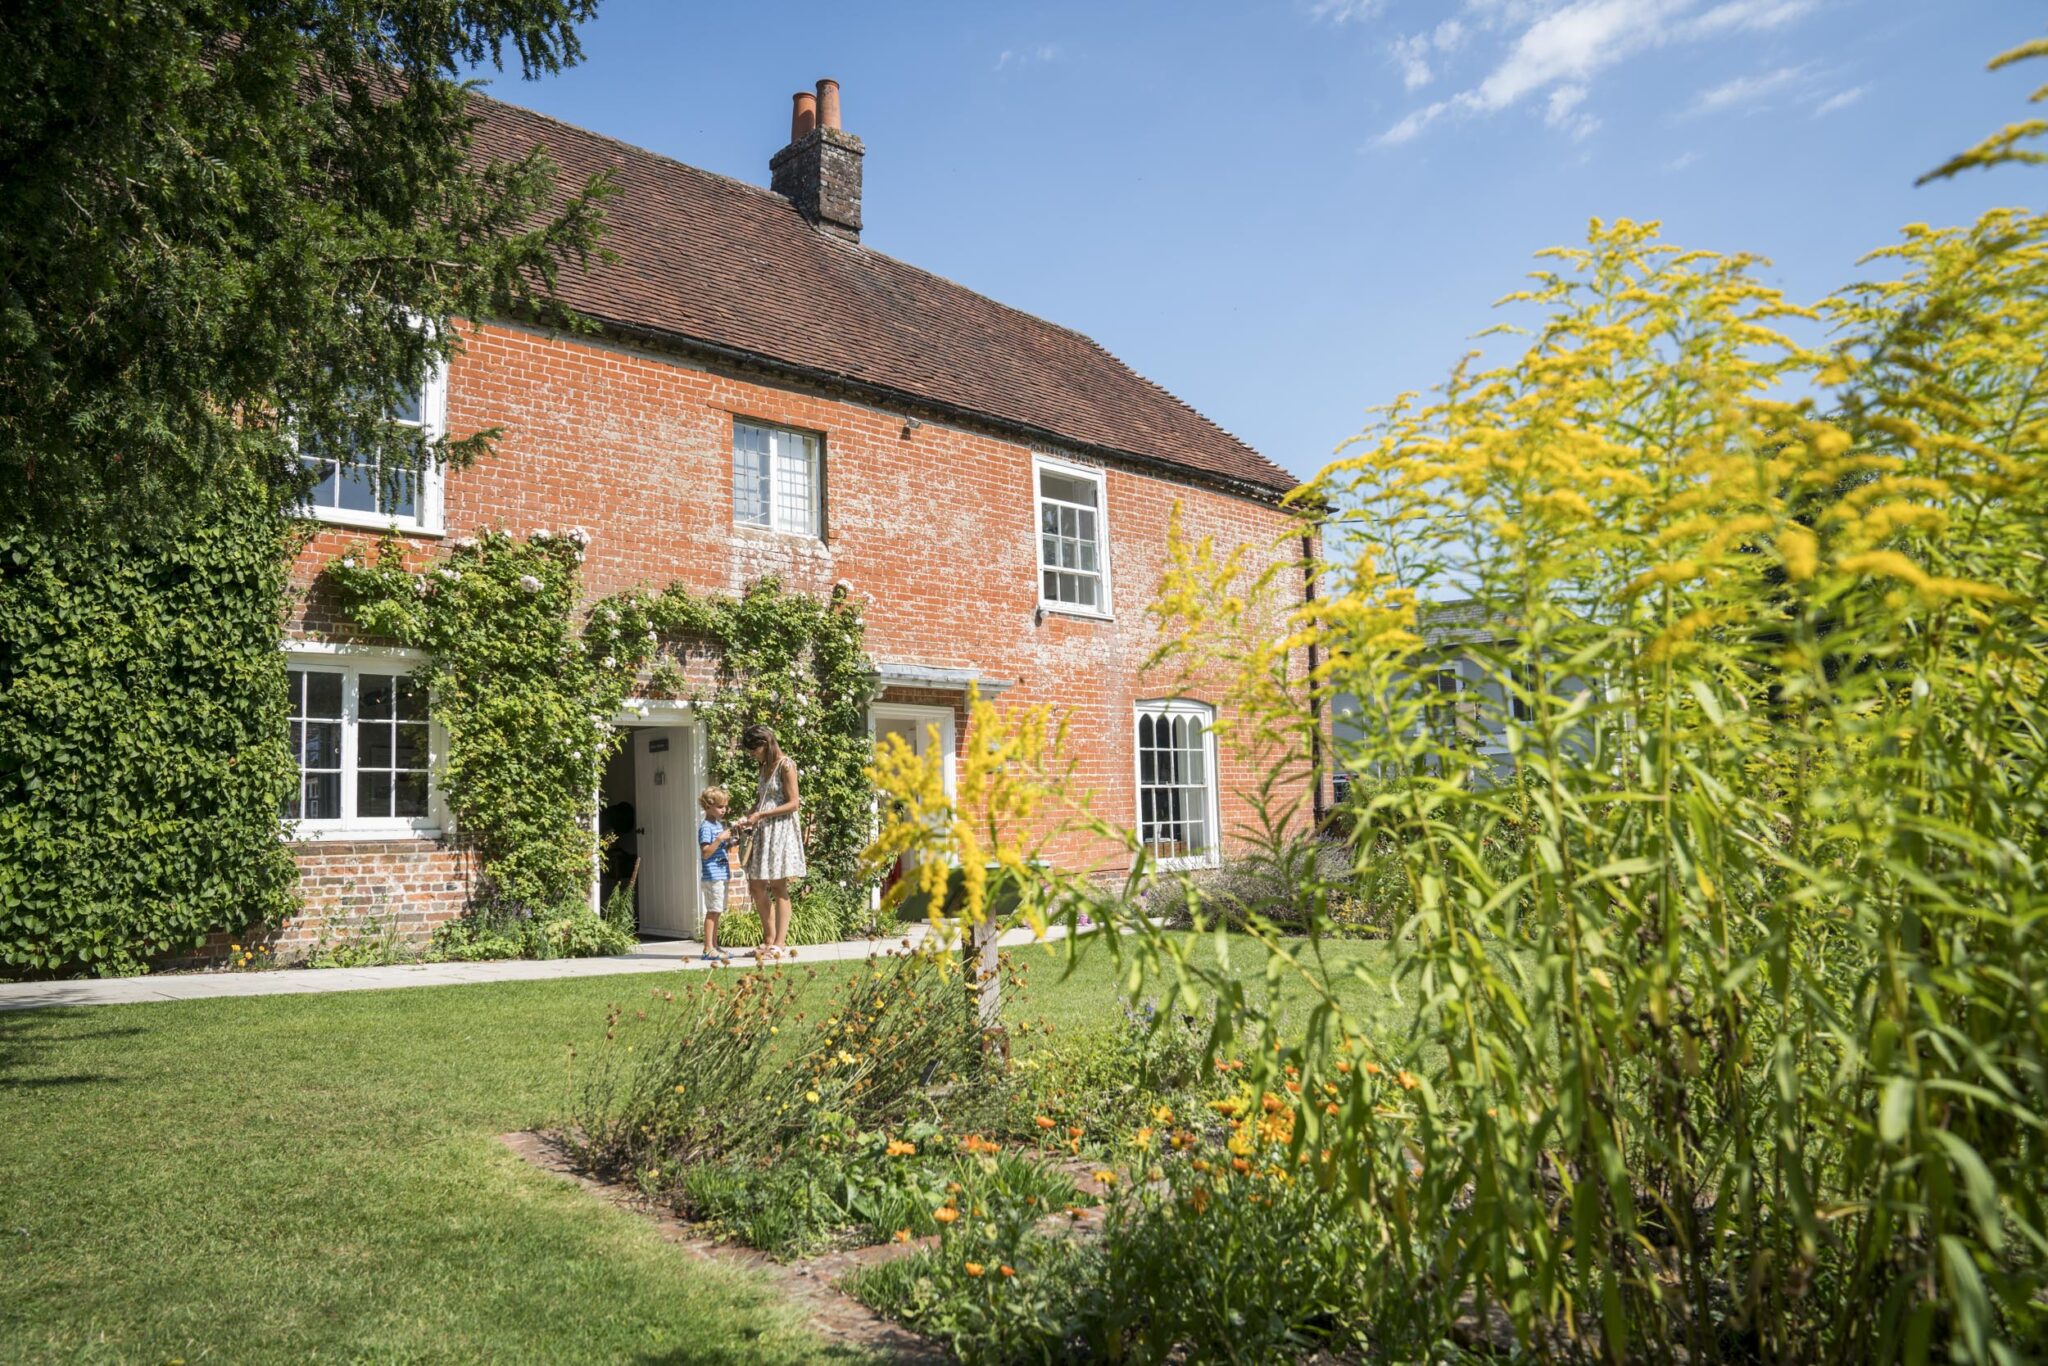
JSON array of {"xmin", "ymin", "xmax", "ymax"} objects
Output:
[
  {"xmin": 1154, "ymin": 853, "xmax": 1221, "ymax": 872},
  {"xmin": 286, "ymin": 825, "xmax": 445, "ymax": 844},
  {"xmin": 1037, "ymin": 602, "xmax": 1114, "ymax": 623},
  {"xmin": 733, "ymin": 521, "xmax": 826, "ymax": 545},
  {"xmin": 297, "ymin": 508, "xmax": 445, "ymax": 538}
]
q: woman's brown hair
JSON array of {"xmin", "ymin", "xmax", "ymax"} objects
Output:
[{"xmin": 740, "ymin": 723, "xmax": 782, "ymax": 773}]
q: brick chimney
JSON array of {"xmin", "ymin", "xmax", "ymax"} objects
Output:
[{"xmin": 770, "ymin": 78, "xmax": 864, "ymax": 242}]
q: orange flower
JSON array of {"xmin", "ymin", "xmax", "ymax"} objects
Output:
[
  {"xmin": 1189, "ymin": 1186, "xmax": 1212, "ymax": 1215},
  {"xmin": 893, "ymin": 1227, "xmax": 913, "ymax": 1243},
  {"xmin": 1035, "ymin": 1115, "xmax": 1057, "ymax": 1130},
  {"xmin": 933, "ymin": 1206, "xmax": 960, "ymax": 1224},
  {"xmin": 1324, "ymin": 1102, "xmax": 1339, "ymax": 1116},
  {"xmin": 1397, "ymin": 1071, "xmax": 1420, "ymax": 1091},
  {"xmin": 1261, "ymin": 1093, "xmax": 1283, "ymax": 1114},
  {"xmin": 1231, "ymin": 1156, "xmax": 1251, "ymax": 1174},
  {"xmin": 1363, "ymin": 1061, "xmax": 1383, "ymax": 1076},
  {"xmin": 1067, "ymin": 1125, "xmax": 1084, "ymax": 1138},
  {"xmin": 1336, "ymin": 1060, "xmax": 1353, "ymax": 1074},
  {"xmin": 999, "ymin": 1265, "xmax": 1016, "ymax": 1278},
  {"xmin": 965, "ymin": 1262, "xmax": 985, "ymax": 1277},
  {"xmin": 886, "ymin": 1139, "xmax": 916, "ymax": 1156},
  {"xmin": 1284, "ymin": 1080, "xmax": 1302, "ymax": 1094}
]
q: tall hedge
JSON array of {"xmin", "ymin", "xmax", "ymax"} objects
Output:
[{"xmin": 0, "ymin": 490, "xmax": 300, "ymax": 978}]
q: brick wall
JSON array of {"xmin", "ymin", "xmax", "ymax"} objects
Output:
[
  {"xmin": 280, "ymin": 317, "xmax": 1312, "ymax": 945},
  {"xmin": 173, "ymin": 840, "xmax": 469, "ymax": 967}
]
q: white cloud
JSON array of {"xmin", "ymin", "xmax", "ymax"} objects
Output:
[
  {"xmin": 1388, "ymin": 15, "xmax": 1476, "ymax": 91},
  {"xmin": 1376, "ymin": 99, "xmax": 1452, "ymax": 145},
  {"xmin": 1467, "ymin": 0, "xmax": 1687, "ymax": 114},
  {"xmin": 1390, "ymin": 32, "xmax": 1435, "ymax": 89},
  {"xmin": 1665, "ymin": 149, "xmax": 1701, "ymax": 171},
  {"xmin": 1368, "ymin": 0, "xmax": 1825, "ymax": 147},
  {"xmin": 1545, "ymin": 82, "xmax": 1601, "ymax": 138},
  {"xmin": 1691, "ymin": 62, "xmax": 1809, "ymax": 113},
  {"xmin": 993, "ymin": 44, "xmax": 1061, "ymax": 71},
  {"xmin": 1813, "ymin": 84, "xmax": 1867, "ymax": 116},
  {"xmin": 1688, "ymin": 0, "xmax": 1818, "ymax": 35},
  {"xmin": 1310, "ymin": 0, "xmax": 1385, "ymax": 23}
]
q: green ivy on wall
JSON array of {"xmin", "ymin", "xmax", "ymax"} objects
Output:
[
  {"xmin": 327, "ymin": 528, "xmax": 627, "ymax": 923},
  {"xmin": 329, "ymin": 534, "xmax": 876, "ymax": 939},
  {"xmin": 589, "ymin": 577, "xmax": 876, "ymax": 892},
  {"xmin": 0, "ymin": 482, "xmax": 302, "ymax": 978}
]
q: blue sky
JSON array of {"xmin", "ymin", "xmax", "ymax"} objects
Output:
[{"xmin": 476, "ymin": 1, "xmax": 2043, "ymax": 483}]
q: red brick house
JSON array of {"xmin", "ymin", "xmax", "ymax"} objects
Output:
[{"xmin": 280, "ymin": 80, "xmax": 1310, "ymax": 948}]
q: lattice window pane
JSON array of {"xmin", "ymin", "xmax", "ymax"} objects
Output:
[
  {"xmin": 733, "ymin": 421, "xmax": 772, "ymax": 526},
  {"xmin": 773, "ymin": 430, "xmax": 817, "ymax": 535}
]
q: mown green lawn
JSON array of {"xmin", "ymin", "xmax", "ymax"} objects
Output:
[{"xmin": 0, "ymin": 932, "xmax": 1401, "ymax": 1364}]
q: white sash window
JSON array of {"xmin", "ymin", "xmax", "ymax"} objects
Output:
[
  {"xmin": 734, "ymin": 419, "xmax": 823, "ymax": 538},
  {"xmin": 283, "ymin": 648, "xmax": 441, "ymax": 838}
]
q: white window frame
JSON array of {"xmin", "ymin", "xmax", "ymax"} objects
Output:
[
  {"xmin": 295, "ymin": 360, "xmax": 449, "ymax": 536},
  {"xmin": 1032, "ymin": 454, "xmax": 1112, "ymax": 619},
  {"xmin": 1133, "ymin": 698, "xmax": 1221, "ymax": 870},
  {"xmin": 732, "ymin": 417, "xmax": 825, "ymax": 539},
  {"xmin": 282, "ymin": 643, "xmax": 446, "ymax": 841}
]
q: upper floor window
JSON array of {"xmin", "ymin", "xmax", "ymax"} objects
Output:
[
  {"xmin": 1035, "ymin": 457, "xmax": 1109, "ymax": 615},
  {"xmin": 298, "ymin": 366, "xmax": 447, "ymax": 535},
  {"xmin": 1136, "ymin": 700, "xmax": 1218, "ymax": 868},
  {"xmin": 284, "ymin": 652, "xmax": 438, "ymax": 837},
  {"xmin": 734, "ymin": 419, "xmax": 823, "ymax": 537}
]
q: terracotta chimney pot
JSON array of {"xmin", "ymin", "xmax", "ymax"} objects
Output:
[
  {"xmin": 790, "ymin": 91, "xmax": 818, "ymax": 141},
  {"xmin": 816, "ymin": 78, "xmax": 841, "ymax": 131}
]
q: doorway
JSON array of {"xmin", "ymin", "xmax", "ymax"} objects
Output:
[
  {"xmin": 599, "ymin": 720, "xmax": 701, "ymax": 939},
  {"xmin": 870, "ymin": 703, "xmax": 957, "ymax": 909}
]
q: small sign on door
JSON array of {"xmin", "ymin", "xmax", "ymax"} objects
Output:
[{"xmin": 647, "ymin": 736, "xmax": 669, "ymax": 753}]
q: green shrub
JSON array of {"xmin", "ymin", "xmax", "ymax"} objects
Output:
[
  {"xmin": 422, "ymin": 915, "xmax": 526, "ymax": 962},
  {"xmin": 846, "ymin": 1228, "xmax": 1091, "ymax": 1366},
  {"xmin": 0, "ymin": 485, "xmax": 301, "ymax": 978},
  {"xmin": 881, "ymin": 171, "xmax": 2048, "ymax": 1359},
  {"xmin": 715, "ymin": 879, "xmax": 874, "ymax": 948},
  {"xmin": 302, "ymin": 911, "xmax": 416, "ymax": 969},
  {"xmin": 1007, "ymin": 1001, "xmax": 1229, "ymax": 1152},
  {"xmin": 1077, "ymin": 1150, "xmax": 1374, "ymax": 1363},
  {"xmin": 1115, "ymin": 210, "xmax": 2048, "ymax": 1362},
  {"xmin": 571, "ymin": 946, "xmax": 1000, "ymax": 1177},
  {"xmin": 676, "ymin": 1123, "xmax": 1087, "ymax": 1262},
  {"xmin": 1142, "ymin": 837, "xmax": 1384, "ymax": 936}
]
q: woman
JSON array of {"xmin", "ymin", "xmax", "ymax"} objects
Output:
[{"xmin": 734, "ymin": 722, "xmax": 805, "ymax": 958}]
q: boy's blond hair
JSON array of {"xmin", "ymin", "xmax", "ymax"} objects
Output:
[{"xmin": 698, "ymin": 785, "xmax": 729, "ymax": 815}]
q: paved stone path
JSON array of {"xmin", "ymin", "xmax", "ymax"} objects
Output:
[{"xmin": 0, "ymin": 922, "xmax": 1093, "ymax": 1013}]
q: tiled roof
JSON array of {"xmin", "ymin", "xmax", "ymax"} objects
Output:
[{"xmin": 468, "ymin": 95, "xmax": 1296, "ymax": 497}]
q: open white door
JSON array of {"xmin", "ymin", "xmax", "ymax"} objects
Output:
[{"xmin": 632, "ymin": 726, "xmax": 697, "ymax": 937}]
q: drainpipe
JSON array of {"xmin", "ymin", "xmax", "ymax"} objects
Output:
[{"xmin": 1303, "ymin": 521, "xmax": 1327, "ymax": 829}]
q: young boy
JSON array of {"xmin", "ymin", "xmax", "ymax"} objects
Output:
[{"xmin": 696, "ymin": 787, "xmax": 742, "ymax": 962}]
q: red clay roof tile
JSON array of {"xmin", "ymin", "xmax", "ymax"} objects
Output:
[{"xmin": 469, "ymin": 95, "xmax": 1296, "ymax": 497}]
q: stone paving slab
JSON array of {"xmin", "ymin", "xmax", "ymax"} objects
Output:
[{"xmin": 0, "ymin": 923, "xmax": 1094, "ymax": 1013}]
